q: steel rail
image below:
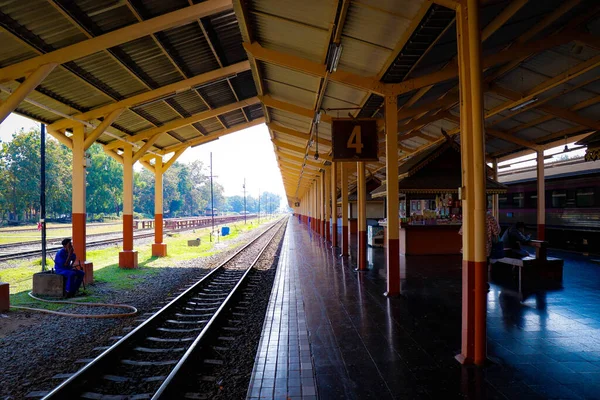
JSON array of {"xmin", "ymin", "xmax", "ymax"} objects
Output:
[
  {"xmin": 153, "ymin": 218, "xmax": 286, "ymax": 398},
  {"xmin": 42, "ymin": 218, "xmax": 285, "ymax": 399}
]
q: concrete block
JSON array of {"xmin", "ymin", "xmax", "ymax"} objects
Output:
[
  {"xmin": 119, "ymin": 250, "xmax": 138, "ymax": 269},
  {"xmin": 152, "ymin": 243, "xmax": 167, "ymax": 257},
  {"xmin": 82, "ymin": 261, "xmax": 94, "ymax": 285},
  {"xmin": 0, "ymin": 282, "xmax": 9, "ymax": 312},
  {"xmin": 188, "ymin": 239, "xmax": 201, "ymax": 247},
  {"xmin": 32, "ymin": 272, "xmax": 64, "ymax": 298}
]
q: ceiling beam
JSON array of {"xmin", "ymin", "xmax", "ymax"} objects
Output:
[
  {"xmin": 273, "ymin": 139, "xmax": 332, "ymax": 161},
  {"xmin": 388, "ymin": 29, "xmax": 584, "ymax": 96},
  {"xmin": 47, "ymin": 61, "xmax": 249, "ymax": 131},
  {"xmin": 244, "ymin": 42, "xmax": 387, "ymax": 96},
  {"xmin": 0, "ymin": 0, "xmax": 233, "ymax": 84},
  {"xmin": 269, "ymin": 123, "xmax": 332, "ymax": 147},
  {"xmin": 260, "ymin": 95, "xmax": 333, "ymax": 123},
  {"xmin": 104, "ymin": 97, "xmax": 259, "ymax": 149},
  {"xmin": 159, "ymin": 118, "xmax": 264, "ymax": 155}
]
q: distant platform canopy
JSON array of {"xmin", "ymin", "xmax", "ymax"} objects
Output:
[{"xmin": 371, "ymin": 139, "xmax": 507, "ymax": 198}]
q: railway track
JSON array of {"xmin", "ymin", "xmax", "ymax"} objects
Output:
[
  {"xmin": 0, "ymin": 232, "xmax": 157, "ymax": 262},
  {"xmin": 0, "ymin": 219, "xmax": 249, "ymax": 262},
  {"xmin": 41, "ymin": 217, "xmax": 286, "ymax": 400}
]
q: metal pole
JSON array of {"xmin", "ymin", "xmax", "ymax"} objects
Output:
[
  {"xmin": 210, "ymin": 152, "xmax": 214, "ymax": 241},
  {"xmin": 243, "ymin": 178, "xmax": 247, "ymax": 224},
  {"xmin": 41, "ymin": 123, "xmax": 47, "ymax": 272}
]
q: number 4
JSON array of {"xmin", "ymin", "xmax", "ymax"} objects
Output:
[{"xmin": 347, "ymin": 125, "xmax": 364, "ymax": 154}]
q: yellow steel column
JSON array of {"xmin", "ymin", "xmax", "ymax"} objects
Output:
[
  {"xmin": 71, "ymin": 124, "xmax": 93, "ymax": 281},
  {"xmin": 152, "ymin": 157, "xmax": 167, "ymax": 257},
  {"xmin": 331, "ymin": 162, "xmax": 338, "ymax": 247},
  {"xmin": 341, "ymin": 163, "xmax": 349, "ymax": 256},
  {"xmin": 492, "ymin": 158, "xmax": 499, "ymax": 221},
  {"xmin": 457, "ymin": 0, "xmax": 488, "ymax": 366},
  {"xmin": 324, "ymin": 166, "xmax": 331, "ymax": 242},
  {"xmin": 119, "ymin": 144, "xmax": 138, "ymax": 268},
  {"xmin": 357, "ymin": 162, "xmax": 367, "ymax": 270},
  {"xmin": 385, "ymin": 95, "xmax": 400, "ymax": 295},
  {"xmin": 537, "ymin": 150, "xmax": 546, "ymax": 240},
  {"xmin": 320, "ymin": 171, "xmax": 325, "ymax": 237}
]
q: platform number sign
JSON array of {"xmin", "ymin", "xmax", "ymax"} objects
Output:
[{"xmin": 332, "ymin": 119, "xmax": 378, "ymax": 162}]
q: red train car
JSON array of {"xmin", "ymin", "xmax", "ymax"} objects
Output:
[{"xmin": 498, "ymin": 164, "xmax": 600, "ymax": 252}]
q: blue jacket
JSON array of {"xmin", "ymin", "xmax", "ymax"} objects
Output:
[{"xmin": 55, "ymin": 248, "xmax": 76, "ymax": 271}]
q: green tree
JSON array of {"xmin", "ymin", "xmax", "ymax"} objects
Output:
[{"xmin": 86, "ymin": 143, "xmax": 123, "ymax": 218}]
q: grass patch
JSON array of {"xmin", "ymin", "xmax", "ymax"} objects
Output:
[{"xmin": 1, "ymin": 217, "xmax": 278, "ymax": 309}]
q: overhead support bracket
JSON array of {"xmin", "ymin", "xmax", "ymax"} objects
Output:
[
  {"xmin": 0, "ymin": 63, "xmax": 57, "ymax": 124},
  {"xmin": 83, "ymin": 108, "xmax": 124, "ymax": 150}
]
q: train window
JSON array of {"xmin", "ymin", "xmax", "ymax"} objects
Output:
[
  {"xmin": 513, "ymin": 193, "xmax": 524, "ymax": 208},
  {"xmin": 499, "ymin": 195, "xmax": 509, "ymax": 209},
  {"xmin": 576, "ymin": 188, "xmax": 595, "ymax": 207},
  {"xmin": 551, "ymin": 190, "xmax": 567, "ymax": 208}
]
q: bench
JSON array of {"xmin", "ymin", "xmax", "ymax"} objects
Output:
[{"xmin": 491, "ymin": 240, "xmax": 563, "ymax": 298}]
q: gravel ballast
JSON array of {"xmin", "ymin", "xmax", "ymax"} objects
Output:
[{"xmin": 0, "ymin": 219, "xmax": 285, "ymax": 400}]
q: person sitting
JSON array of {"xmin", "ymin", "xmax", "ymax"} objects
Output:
[
  {"xmin": 54, "ymin": 238, "xmax": 85, "ymax": 298},
  {"xmin": 502, "ymin": 221, "xmax": 531, "ymax": 258}
]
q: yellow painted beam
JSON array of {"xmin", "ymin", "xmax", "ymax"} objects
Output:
[
  {"xmin": 244, "ymin": 42, "xmax": 386, "ymax": 96},
  {"xmin": 486, "ymin": 128, "xmax": 540, "ymax": 150},
  {"xmin": 104, "ymin": 148, "xmax": 124, "ymax": 164},
  {"xmin": 163, "ymin": 149, "xmax": 186, "ymax": 171},
  {"xmin": 132, "ymin": 132, "xmax": 163, "ymax": 163},
  {"xmin": 389, "ymin": 29, "xmax": 583, "ymax": 96},
  {"xmin": 83, "ymin": 108, "xmax": 124, "ymax": 150},
  {"xmin": 432, "ymin": 0, "xmax": 459, "ymax": 9},
  {"xmin": 139, "ymin": 160, "xmax": 155, "ymax": 172},
  {"xmin": 269, "ymin": 123, "xmax": 332, "ymax": 147},
  {"xmin": 260, "ymin": 95, "xmax": 333, "ymax": 123},
  {"xmin": 47, "ymin": 62, "xmax": 249, "ymax": 132},
  {"xmin": 47, "ymin": 128, "xmax": 73, "ymax": 149},
  {"xmin": 0, "ymin": 0, "xmax": 232, "ymax": 84},
  {"xmin": 485, "ymin": 55, "xmax": 600, "ymax": 119},
  {"xmin": 159, "ymin": 118, "xmax": 264, "ymax": 155},
  {"xmin": 273, "ymin": 139, "xmax": 332, "ymax": 161},
  {"xmin": 0, "ymin": 63, "xmax": 57, "ymax": 123},
  {"xmin": 105, "ymin": 98, "xmax": 260, "ymax": 150}
]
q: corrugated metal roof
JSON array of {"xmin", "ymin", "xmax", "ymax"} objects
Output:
[
  {"xmin": 337, "ymin": 37, "xmax": 391, "ymax": 77},
  {"xmin": 250, "ymin": 12, "xmax": 327, "ymax": 63},
  {"xmin": 264, "ymin": 81, "xmax": 315, "ymax": 110},
  {"xmin": 250, "ymin": 0, "xmax": 335, "ymax": 31},
  {"xmin": 342, "ymin": 2, "xmax": 414, "ymax": 51}
]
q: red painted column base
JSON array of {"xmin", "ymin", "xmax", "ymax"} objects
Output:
[
  {"xmin": 385, "ymin": 238, "xmax": 400, "ymax": 296},
  {"xmin": 357, "ymin": 230, "xmax": 367, "ymax": 270},
  {"xmin": 325, "ymin": 221, "xmax": 330, "ymax": 241},
  {"xmin": 0, "ymin": 282, "xmax": 9, "ymax": 312},
  {"xmin": 341, "ymin": 226, "xmax": 349, "ymax": 256},
  {"xmin": 457, "ymin": 259, "xmax": 488, "ymax": 366},
  {"xmin": 119, "ymin": 250, "xmax": 139, "ymax": 269},
  {"xmin": 537, "ymin": 224, "xmax": 545, "ymax": 241},
  {"xmin": 332, "ymin": 223, "xmax": 338, "ymax": 247},
  {"xmin": 152, "ymin": 243, "xmax": 168, "ymax": 257}
]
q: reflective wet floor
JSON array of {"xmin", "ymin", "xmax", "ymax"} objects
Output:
[{"xmin": 250, "ymin": 218, "xmax": 600, "ymax": 399}]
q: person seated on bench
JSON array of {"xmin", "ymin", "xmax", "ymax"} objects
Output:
[
  {"xmin": 502, "ymin": 222, "xmax": 531, "ymax": 258},
  {"xmin": 54, "ymin": 238, "xmax": 85, "ymax": 298}
]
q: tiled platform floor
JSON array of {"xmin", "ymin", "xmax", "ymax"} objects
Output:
[
  {"xmin": 247, "ymin": 227, "xmax": 318, "ymax": 400},
  {"xmin": 249, "ymin": 218, "xmax": 600, "ymax": 399}
]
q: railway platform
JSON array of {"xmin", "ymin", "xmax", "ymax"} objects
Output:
[{"xmin": 249, "ymin": 217, "xmax": 600, "ymax": 399}]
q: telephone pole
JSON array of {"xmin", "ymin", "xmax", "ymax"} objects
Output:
[
  {"xmin": 210, "ymin": 152, "xmax": 215, "ymax": 240},
  {"xmin": 40, "ymin": 123, "xmax": 47, "ymax": 271}
]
